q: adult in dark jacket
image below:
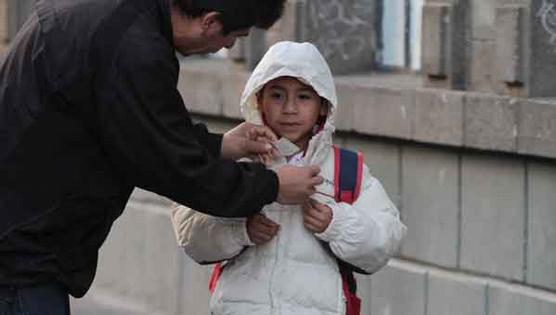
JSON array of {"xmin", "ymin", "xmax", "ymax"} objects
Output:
[{"xmin": 0, "ymin": 0, "xmax": 324, "ymax": 313}]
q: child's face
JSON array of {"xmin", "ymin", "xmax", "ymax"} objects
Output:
[{"xmin": 259, "ymin": 77, "xmax": 327, "ymax": 150}]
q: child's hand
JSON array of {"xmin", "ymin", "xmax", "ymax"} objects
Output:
[
  {"xmin": 302, "ymin": 199, "xmax": 333, "ymax": 233},
  {"xmin": 247, "ymin": 214, "xmax": 280, "ymax": 245}
]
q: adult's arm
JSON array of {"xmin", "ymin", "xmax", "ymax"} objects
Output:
[
  {"xmin": 94, "ymin": 33, "xmax": 277, "ymax": 217},
  {"xmin": 189, "ymin": 122, "xmax": 223, "ymax": 158}
]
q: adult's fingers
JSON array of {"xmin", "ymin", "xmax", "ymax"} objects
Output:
[
  {"xmin": 248, "ymin": 125, "xmax": 278, "ymax": 142},
  {"xmin": 307, "ymin": 165, "xmax": 321, "ymax": 176},
  {"xmin": 244, "ymin": 138, "xmax": 273, "ymax": 155},
  {"xmin": 256, "ymin": 136, "xmax": 280, "ymax": 159},
  {"xmin": 307, "ymin": 172, "xmax": 324, "ymax": 186},
  {"xmin": 260, "ymin": 154, "xmax": 270, "ymax": 166},
  {"xmin": 276, "ymin": 165, "xmax": 325, "ymax": 205}
]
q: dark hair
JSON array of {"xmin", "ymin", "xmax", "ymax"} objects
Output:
[{"xmin": 172, "ymin": 0, "xmax": 286, "ymax": 34}]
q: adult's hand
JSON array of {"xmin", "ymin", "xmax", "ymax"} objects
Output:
[
  {"xmin": 275, "ymin": 165, "xmax": 324, "ymax": 205},
  {"xmin": 246, "ymin": 213, "xmax": 280, "ymax": 245},
  {"xmin": 221, "ymin": 122, "xmax": 278, "ymax": 160}
]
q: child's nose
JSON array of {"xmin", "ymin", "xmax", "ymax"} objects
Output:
[{"xmin": 282, "ymin": 98, "xmax": 298, "ymax": 113}]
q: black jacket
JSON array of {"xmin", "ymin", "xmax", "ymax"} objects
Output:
[{"xmin": 0, "ymin": 0, "xmax": 278, "ymax": 297}]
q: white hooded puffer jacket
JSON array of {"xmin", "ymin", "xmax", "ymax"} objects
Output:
[{"xmin": 172, "ymin": 41, "xmax": 406, "ymax": 315}]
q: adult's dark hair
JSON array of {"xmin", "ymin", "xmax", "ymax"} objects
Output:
[{"xmin": 172, "ymin": 0, "xmax": 286, "ymax": 34}]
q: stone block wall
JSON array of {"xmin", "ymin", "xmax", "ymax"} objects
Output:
[
  {"xmin": 421, "ymin": 0, "xmax": 468, "ymax": 90},
  {"xmin": 422, "ymin": 0, "xmax": 556, "ymax": 97}
]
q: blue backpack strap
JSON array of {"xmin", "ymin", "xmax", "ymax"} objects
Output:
[
  {"xmin": 333, "ymin": 146, "xmax": 363, "ymax": 204},
  {"xmin": 332, "ymin": 146, "xmax": 369, "ymax": 306}
]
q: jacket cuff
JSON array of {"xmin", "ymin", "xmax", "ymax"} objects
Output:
[
  {"xmin": 231, "ymin": 221, "xmax": 255, "ymax": 246},
  {"xmin": 205, "ymin": 132, "xmax": 223, "ymax": 157},
  {"xmin": 315, "ymin": 203, "xmax": 347, "ymax": 243},
  {"xmin": 260, "ymin": 169, "xmax": 279, "ymax": 207}
]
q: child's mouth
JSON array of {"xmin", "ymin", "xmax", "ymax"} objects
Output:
[{"xmin": 279, "ymin": 122, "xmax": 300, "ymax": 127}]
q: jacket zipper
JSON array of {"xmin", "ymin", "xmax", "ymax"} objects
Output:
[{"xmin": 268, "ymin": 205, "xmax": 284, "ymax": 314}]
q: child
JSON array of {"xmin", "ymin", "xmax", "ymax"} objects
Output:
[{"xmin": 171, "ymin": 41, "xmax": 406, "ymax": 315}]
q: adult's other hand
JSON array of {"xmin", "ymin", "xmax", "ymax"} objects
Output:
[{"xmin": 275, "ymin": 165, "xmax": 323, "ymax": 205}]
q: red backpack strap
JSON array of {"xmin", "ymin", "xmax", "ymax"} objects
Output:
[
  {"xmin": 333, "ymin": 145, "xmax": 364, "ymax": 205},
  {"xmin": 208, "ymin": 263, "xmax": 222, "ymax": 293},
  {"xmin": 342, "ymin": 272, "xmax": 362, "ymax": 315}
]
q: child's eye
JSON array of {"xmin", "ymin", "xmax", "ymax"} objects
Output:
[
  {"xmin": 298, "ymin": 94, "xmax": 313, "ymax": 100},
  {"xmin": 270, "ymin": 92, "xmax": 285, "ymax": 100}
]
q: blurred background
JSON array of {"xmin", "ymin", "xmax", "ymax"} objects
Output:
[{"xmin": 3, "ymin": 0, "xmax": 556, "ymax": 314}]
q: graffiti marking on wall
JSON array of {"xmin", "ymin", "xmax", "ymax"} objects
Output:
[
  {"xmin": 304, "ymin": 0, "xmax": 374, "ymax": 64},
  {"xmin": 538, "ymin": 0, "xmax": 556, "ymax": 48}
]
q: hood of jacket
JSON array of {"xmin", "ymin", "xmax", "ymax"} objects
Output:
[{"xmin": 240, "ymin": 41, "xmax": 338, "ymax": 166}]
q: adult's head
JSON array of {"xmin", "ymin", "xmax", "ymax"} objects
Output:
[{"xmin": 170, "ymin": 0, "xmax": 286, "ymax": 56}]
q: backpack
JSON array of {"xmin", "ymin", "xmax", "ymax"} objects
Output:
[{"xmin": 208, "ymin": 145, "xmax": 365, "ymax": 315}]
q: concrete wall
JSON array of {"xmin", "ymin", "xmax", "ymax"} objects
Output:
[{"xmin": 71, "ymin": 58, "xmax": 556, "ymax": 314}]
